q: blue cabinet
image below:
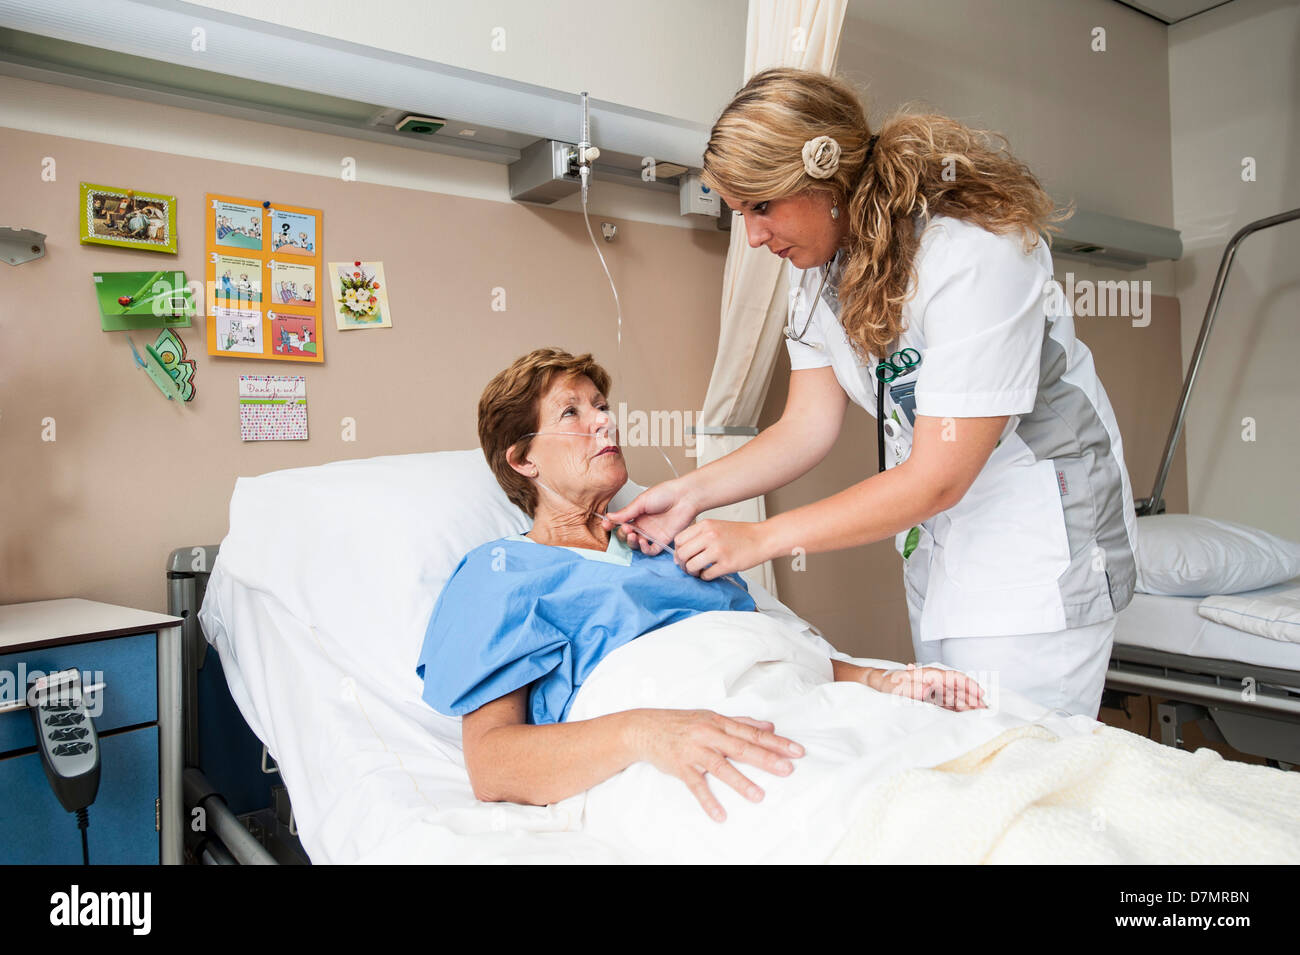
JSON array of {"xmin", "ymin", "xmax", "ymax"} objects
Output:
[
  {"xmin": 0, "ymin": 600, "xmax": 183, "ymax": 864},
  {"xmin": 0, "ymin": 727, "xmax": 159, "ymax": 864},
  {"xmin": 0, "ymin": 632, "xmax": 157, "ymax": 752}
]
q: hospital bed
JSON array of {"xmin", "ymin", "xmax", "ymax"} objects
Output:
[
  {"xmin": 176, "ymin": 450, "xmax": 891, "ymax": 864},
  {"xmin": 173, "ymin": 450, "xmax": 1107, "ymax": 864},
  {"xmin": 177, "ymin": 449, "xmax": 1300, "ymax": 864},
  {"xmin": 1106, "ymin": 207, "xmax": 1300, "ymax": 768}
]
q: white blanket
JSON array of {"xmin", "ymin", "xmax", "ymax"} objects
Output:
[
  {"xmin": 1199, "ymin": 581, "xmax": 1300, "ymax": 645},
  {"xmin": 560, "ymin": 610, "xmax": 1099, "ymax": 863}
]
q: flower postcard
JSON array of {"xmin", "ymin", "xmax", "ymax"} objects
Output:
[{"xmin": 329, "ymin": 261, "xmax": 392, "ymax": 330}]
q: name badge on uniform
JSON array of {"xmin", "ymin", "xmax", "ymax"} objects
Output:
[
  {"xmin": 876, "ymin": 347, "xmax": 921, "ymax": 427},
  {"xmin": 888, "ymin": 380, "xmax": 918, "ymax": 426}
]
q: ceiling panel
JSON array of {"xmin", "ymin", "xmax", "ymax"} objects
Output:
[{"xmin": 1115, "ymin": 0, "xmax": 1236, "ymax": 25}]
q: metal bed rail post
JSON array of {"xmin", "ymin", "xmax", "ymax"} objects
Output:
[
  {"xmin": 1138, "ymin": 207, "xmax": 1300, "ymax": 515},
  {"xmin": 156, "ymin": 621, "xmax": 184, "ymax": 864},
  {"xmin": 166, "ymin": 544, "xmax": 281, "ymax": 865},
  {"xmin": 166, "ymin": 546, "xmax": 220, "ymax": 767}
]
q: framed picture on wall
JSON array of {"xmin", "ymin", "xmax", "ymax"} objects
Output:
[{"xmin": 79, "ymin": 182, "xmax": 178, "ymax": 254}]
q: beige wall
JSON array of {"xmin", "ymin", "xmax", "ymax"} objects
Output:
[
  {"xmin": 1169, "ymin": 0, "xmax": 1300, "ymax": 539},
  {"xmin": 0, "ymin": 123, "xmax": 729, "ymax": 613},
  {"xmin": 0, "ymin": 73, "xmax": 711, "ymax": 234}
]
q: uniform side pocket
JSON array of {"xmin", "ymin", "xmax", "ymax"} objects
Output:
[{"xmin": 943, "ymin": 460, "xmax": 1071, "ymax": 591}]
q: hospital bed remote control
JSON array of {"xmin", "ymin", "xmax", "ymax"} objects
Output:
[{"xmin": 28, "ymin": 670, "xmax": 101, "ymax": 812}]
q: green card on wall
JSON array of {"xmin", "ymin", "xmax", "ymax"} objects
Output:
[{"xmin": 93, "ymin": 271, "xmax": 194, "ymax": 330}]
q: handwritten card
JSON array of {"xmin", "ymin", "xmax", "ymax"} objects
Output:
[{"xmin": 239, "ymin": 375, "xmax": 307, "ymax": 441}]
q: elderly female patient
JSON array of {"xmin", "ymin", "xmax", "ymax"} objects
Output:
[{"xmin": 416, "ymin": 348, "xmax": 985, "ymax": 822}]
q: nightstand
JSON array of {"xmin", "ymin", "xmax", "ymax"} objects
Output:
[{"xmin": 0, "ymin": 599, "xmax": 183, "ymax": 864}]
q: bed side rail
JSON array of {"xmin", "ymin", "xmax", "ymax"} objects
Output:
[
  {"xmin": 1139, "ymin": 207, "xmax": 1300, "ymax": 515},
  {"xmin": 166, "ymin": 545, "xmax": 282, "ymax": 865}
]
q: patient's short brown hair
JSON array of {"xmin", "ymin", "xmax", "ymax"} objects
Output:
[{"xmin": 479, "ymin": 348, "xmax": 613, "ymax": 517}]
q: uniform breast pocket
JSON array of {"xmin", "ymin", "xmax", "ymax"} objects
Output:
[{"xmin": 942, "ymin": 460, "xmax": 1071, "ymax": 592}]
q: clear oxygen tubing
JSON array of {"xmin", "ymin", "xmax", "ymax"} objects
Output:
[
  {"xmin": 577, "ymin": 92, "xmax": 621, "ymax": 354},
  {"xmin": 575, "ymin": 90, "xmax": 679, "ymax": 482},
  {"xmin": 518, "ymin": 429, "xmax": 751, "ymax": 598}
]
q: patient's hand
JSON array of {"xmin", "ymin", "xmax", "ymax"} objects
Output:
[
  {"xmin": 626, "ymin": 709, "xmax": 804, "ymax": 822},
  {"xmin": 875, "ymin": 664, "xmax": 986, "ymax": 711}
]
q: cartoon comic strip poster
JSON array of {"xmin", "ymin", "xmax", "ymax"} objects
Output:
[{"xmin": 205, "ymin": 193, "xmax": 323, "ymax": 363}]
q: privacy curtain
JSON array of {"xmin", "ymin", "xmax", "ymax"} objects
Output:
[{"xmin": 695, "ymin": 0, "xmax": 849, "ymax": 596}]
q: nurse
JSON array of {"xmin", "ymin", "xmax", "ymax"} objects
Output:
[{"xmin": 605, "ymin": 67, "xmax": 1139, "ymax": 718}]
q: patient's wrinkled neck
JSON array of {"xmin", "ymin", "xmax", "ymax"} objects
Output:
[{"xmin": 527, "ymin": 499, "xmax": 614, "ymax": 551}]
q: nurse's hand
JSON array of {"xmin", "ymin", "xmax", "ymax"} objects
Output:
[
  {"xmin": 627, "ymin": 709, "xmax": 804, "ymax": 822},
  {"xmin": 602, "ymin": 479, "xmax": 696, "ymax": 556},
  {"xmin": 672, "ymin": 519, "xmax": 771, "ymax": 581},
  {"xmin": 876, "ymin": 664, "xmax": 987, "ymax": 711}
]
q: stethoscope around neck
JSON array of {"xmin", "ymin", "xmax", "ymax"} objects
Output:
[
  {"xmin": 783, "ymin": 250, "xmax": 839, "ymax": 347},
  {"xmin": 784, "ymin": 251, "xmax": 921, "ymax": 473}
]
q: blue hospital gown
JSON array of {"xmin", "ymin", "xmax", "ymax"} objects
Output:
[{"xmin": 416, "ymin": 532, "xmax": 755, "ymax": 725}]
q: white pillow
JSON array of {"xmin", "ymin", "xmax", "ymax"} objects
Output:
[
  {"xmin": 1199, "ymin": 586, "xmax": 1300, "ymax": 645},
  {"xmin": 214, "ymin": 450, "xmax": 666, "ymax": 695},
  {"xmin": 1135, "ymin": 514, "xmax": 1300, "ymax": 597}
]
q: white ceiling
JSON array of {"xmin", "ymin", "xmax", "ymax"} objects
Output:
[{"xmin": 1116, "ymin": 0, "xmax": 1236, "ymax": 24}]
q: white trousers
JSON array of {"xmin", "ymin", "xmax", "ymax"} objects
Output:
[{"xmin": 910, "ymin": 616, "xmax": 1117, "ymax": 719}]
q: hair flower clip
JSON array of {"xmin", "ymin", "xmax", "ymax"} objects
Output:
[{"xmin": 801, "ymin": 135, "xmax": 841, "ymax": 179}]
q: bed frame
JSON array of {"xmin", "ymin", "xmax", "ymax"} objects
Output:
[
  {"xmin": 166, "ymin": 544, "xmax": 302, "ymax": 865},
  {"xmin": 1105, "ymin": 644, "xmax": 1300, "ymax": 768}
]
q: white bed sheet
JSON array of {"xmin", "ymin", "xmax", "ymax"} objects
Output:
[
  {"xmin": 199, "ymin": 557, "xmax": 1084, "ymax": 863},
  {"xmin": 1117, "ymin": 577, "xmax": 1300, "ymax": 672},
  {"xmin": 201, "ymin": 563, "xmax": 622, "ymax": 863}
]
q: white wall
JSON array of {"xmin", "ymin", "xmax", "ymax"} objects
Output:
[
  {"xmin": 841, "ymin": 0, "xmax": 1178, "ymax": 295},
  {"xmin": 181, "ymin": 0, "xmax": 749, "ymax": 127},
  {"xmin": 1169, "ymin": 0, "xmax": 1300, "ymax": 537}
]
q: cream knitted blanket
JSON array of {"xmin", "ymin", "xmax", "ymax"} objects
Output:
[{"xmin": 831, "ymin": 723, "xmax": 1300, "ymax": 863}]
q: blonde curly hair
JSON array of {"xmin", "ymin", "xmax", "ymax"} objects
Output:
[{"xmin": 702, "ymin": 67, "xmax": 1072, "ymax": 362}]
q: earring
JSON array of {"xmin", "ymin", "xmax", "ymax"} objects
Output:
[{"xmin": 831, "ymin": 202, "xmax": 840, "ymax": 219}]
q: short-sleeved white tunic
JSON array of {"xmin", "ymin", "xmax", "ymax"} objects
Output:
[{"xmin": 784, "ymin": 216, "xmax": 1138, "ymax": 642}]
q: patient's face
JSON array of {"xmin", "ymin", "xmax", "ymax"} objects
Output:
[{"xmin": 514, "ymin": 374, "xmax": 625, "ymax": 511}]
